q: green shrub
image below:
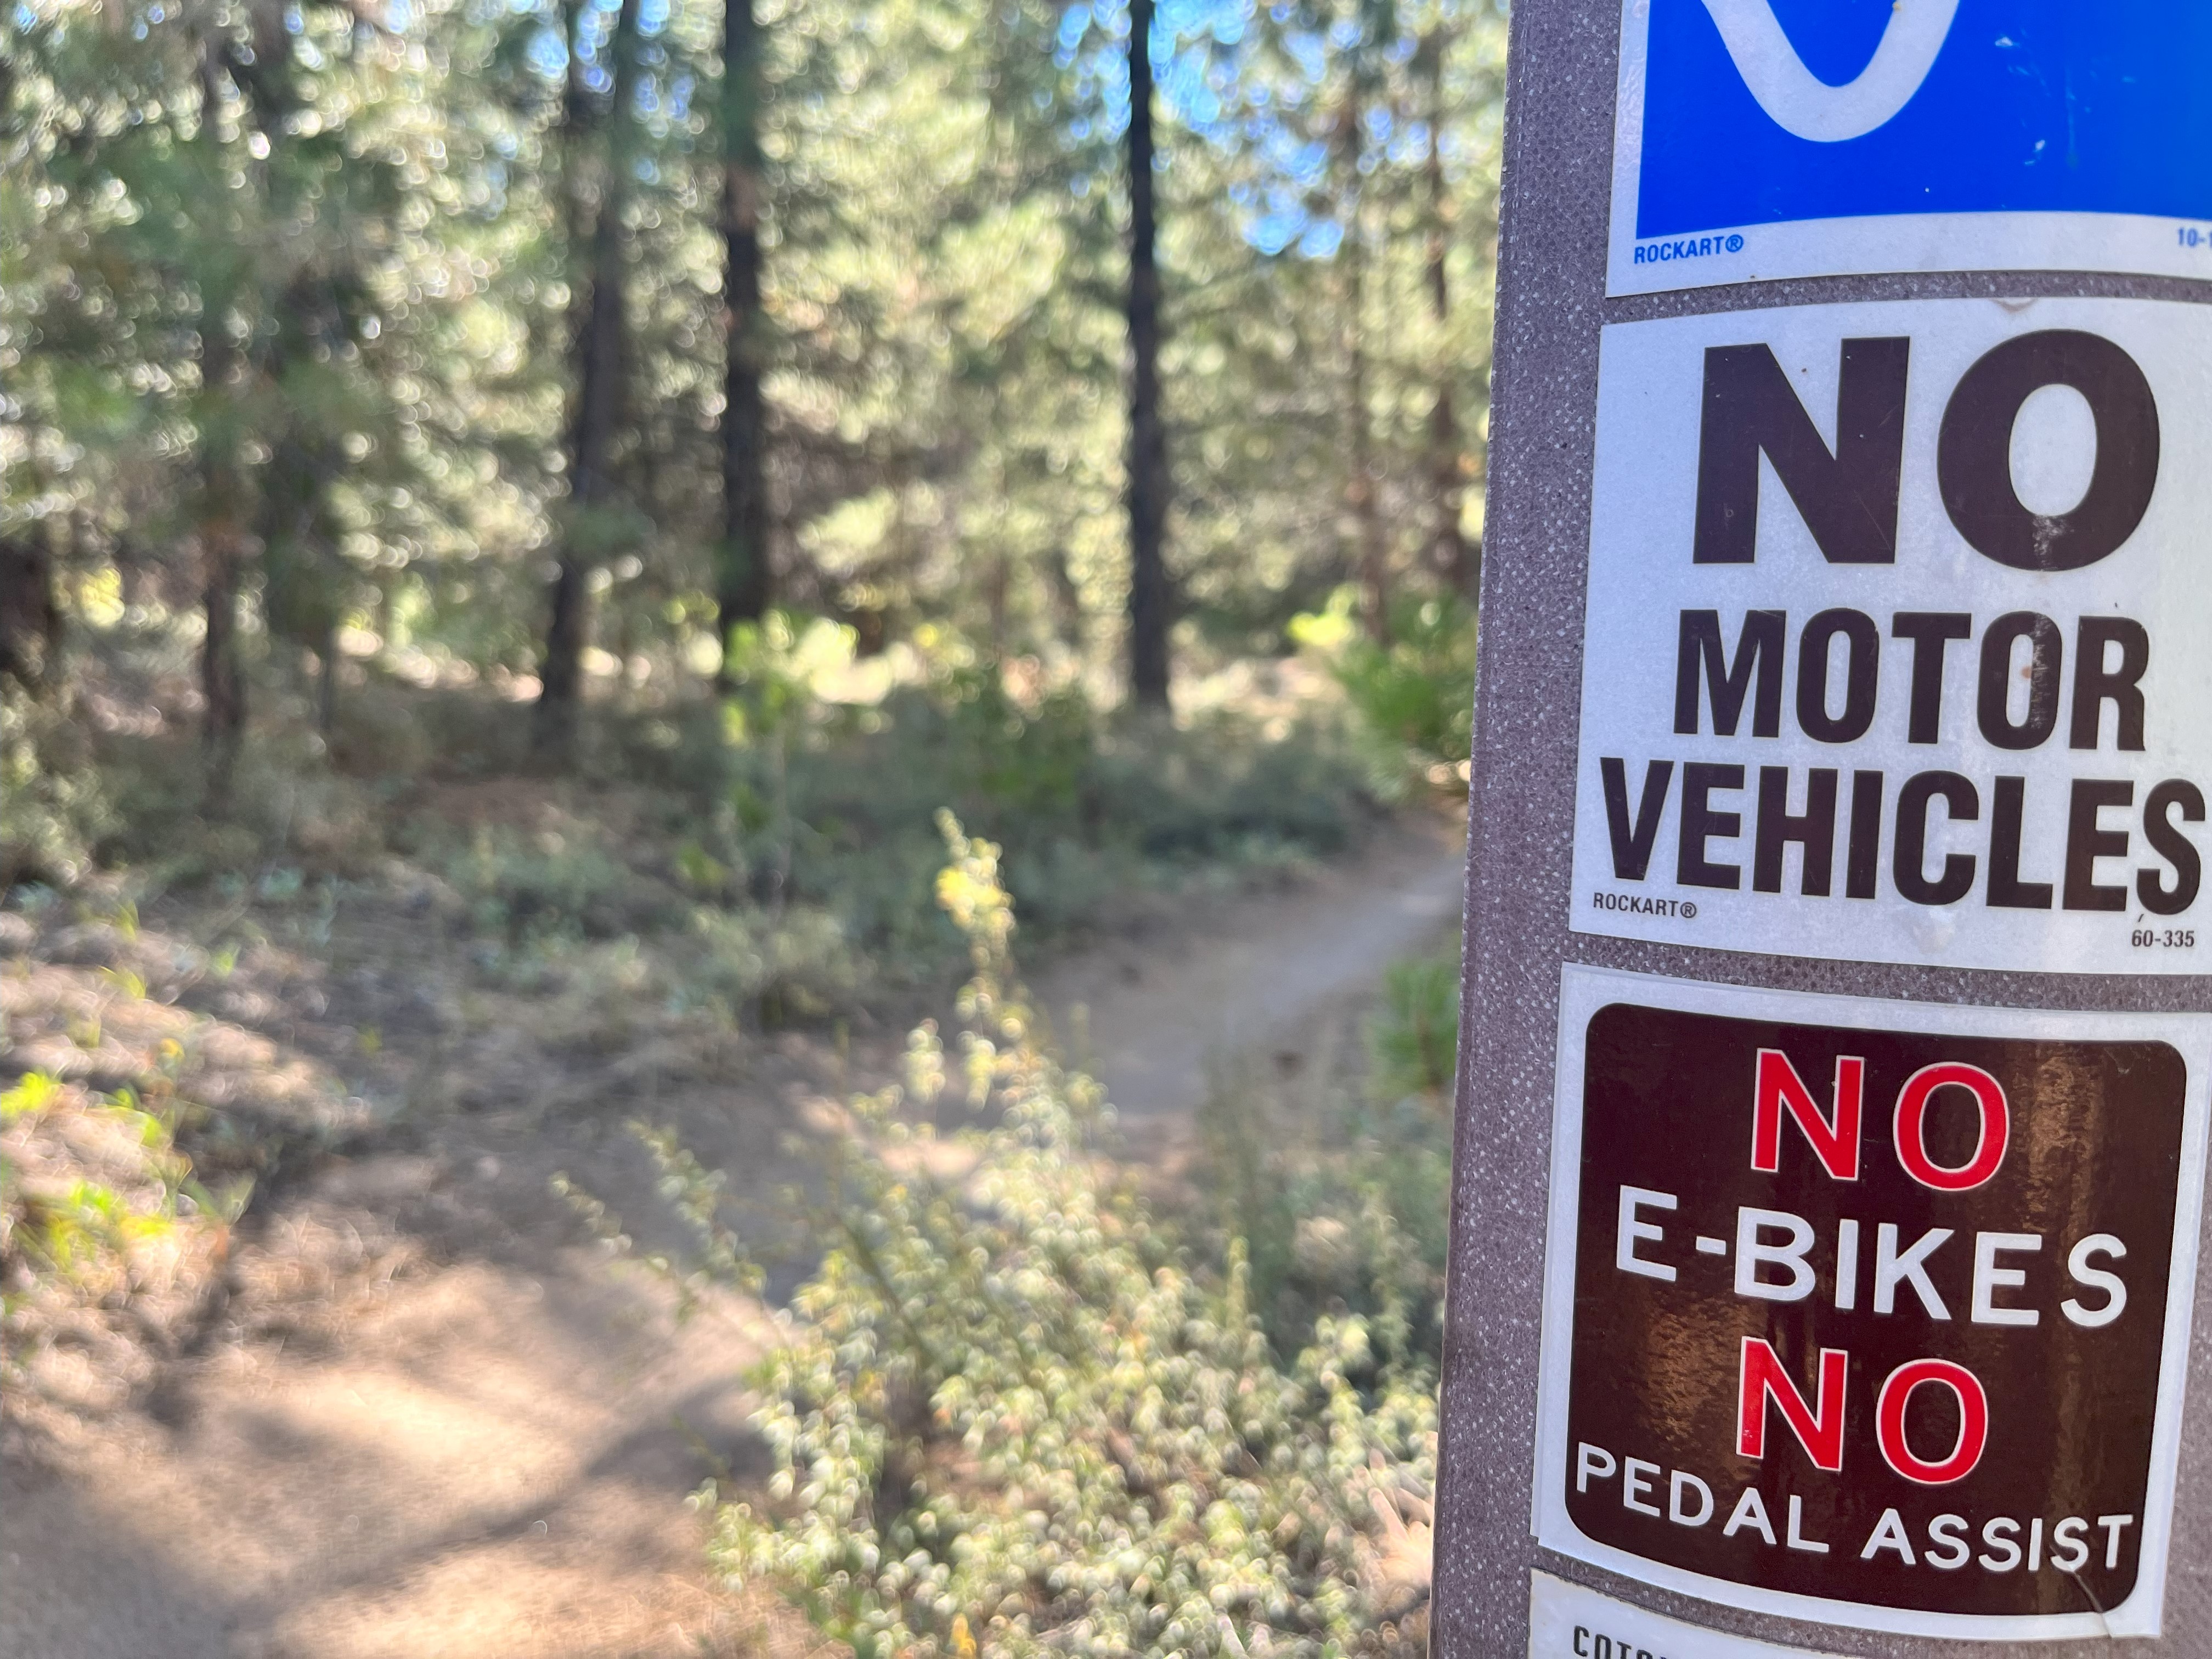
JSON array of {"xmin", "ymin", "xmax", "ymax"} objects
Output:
[
  {"xmin": 1194, "ymin": 1085, "xmax": 1452, "ymax": 1369},
  {"xmin": 742, "ymin": 642, "xmax": 1374, "ymax": 971},
  {"xmin": 568, "ymin": 612, "xmax": 1373, "ymax": 980},
  {"xmin": 689, "ymin": 902, "xmax": 862, "ymax": 1028},
  {"xmin": 1365, "ymin": 948, "xmax": 1462, "ymax": 1110},
  {"xmin": 1293, "ymin": 591, "xmax": 1475, "ymax": 803},
  {"xmin": 438, "ymin": 821, "xmax": 690, "ymax": 943},
  {"xmin": 2, "ymin": 685, "xmax": 120, "ymax": 889},
  {"xmin": 1188, "ymin": 944, "xmax": 1460, "ymax": 1367},
  {"xmin": 95, "ymin": 726, "xmax": 389, "ymax": 880},
  {"xmin": 584, "ymin": 819, "xmax": 1437, "ymax": 1659}
]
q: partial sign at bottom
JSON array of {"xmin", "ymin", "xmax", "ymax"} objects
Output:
[{"xmin": 1529, "ymin": 1574, "xmax": 1836, "ymax": 1659}]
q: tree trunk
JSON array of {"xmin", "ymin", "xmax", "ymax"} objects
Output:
[
  {"xmin": 534, "ymin": 0, "xmax": 645, "ymax": 764},
  {"xmin": 198, "ymin": 304, "xmax": 250, "ymax": 797},
  {"xmin": 200, "ymin": 422, "xmax": 250, "ymax": 799},
  {"xmin": 258, "ymin": 275, "xmax": 350, "ymax": 738},
  {"xmin": 249, "ymin": 6, "xmax": 357, "ymax": 740},
  {"xmin": 318, "ymin": 623, "xmax": 339, "ymax": 736},
  {"xmin": 1422, "ymin": 28, "xmax": 1474, "ymax": 597},
  {"xmin": 1335, "ymin": 92, "xmax": 1387, "ymax": 643},
  {"xmin": 0, "ymin": 534, "xmax": 62, "ymax": 697},
  {"xmin": 1344, "ymin": 223, "xmax": 1387, "ymax": 642},
  {"xmin": 1045, "ymin": 544, "xmax": 1084, "ymax": 653},
  {"xmin": 195, "ymin": 38, "xmax": 249, "ymax": 802},
  {"xmin": 714, "ymin": 0, "xmax": 772, "ymax": 676},
  {"xmin": 1124, "ymin": 0, "xmax": 1171, "ymax": 709}
]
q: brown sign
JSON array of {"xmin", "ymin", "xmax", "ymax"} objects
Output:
[{"xmin": 1534, "ymin": 969, "xmax": 2206, "ymax": 1637}]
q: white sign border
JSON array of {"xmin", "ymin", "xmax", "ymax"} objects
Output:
[
  {"xmin": 1530, "ymin": 1570, "xmax": 1848, "ymax": 1658},
  {"xmin": 1531, "ymin": 963, "xmax": 2212, "ymax": 1641},
  {"xmin": 1562, "ymin": 293, "xmax": 2212, "ymax": 976},
  {"xmin": 1603, "ymin": 0, "xmax": 2212, "ymax": 298}
]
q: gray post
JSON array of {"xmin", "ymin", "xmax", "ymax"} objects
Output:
[{"xmin": 1438, "ymin": 3, "xmax": 2212, "ymax": 1655}]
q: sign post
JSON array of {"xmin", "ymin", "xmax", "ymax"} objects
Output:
[{"xmin": 1436, "ymin": 3, "xmax": 2212, "ymax": 1653}]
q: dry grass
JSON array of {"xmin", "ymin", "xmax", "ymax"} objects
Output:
[{"xmin": 0, "ymin": 897, "xmax": 385, "ymax": 1424}]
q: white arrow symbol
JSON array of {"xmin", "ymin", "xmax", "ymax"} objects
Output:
[{"xmin": 1699, "ymin": 0, "xmax": 1962, "ymax": 142}]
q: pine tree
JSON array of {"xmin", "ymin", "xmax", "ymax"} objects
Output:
[
  {"xmin": 535, "ymin": 0, "xmax": 647, "ymax": 763},
  {"xmin": 1124, "ymin": 0, "xmax": 1171, "ymax": 708},
  {"xmin": 714, "ymin": 0, "xmax": 772, "ymax": 666}
]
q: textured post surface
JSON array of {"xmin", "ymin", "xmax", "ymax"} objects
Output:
[{"xmin": 1434, "ymin": 3, "xmax": 2212, "ymax": 1654}]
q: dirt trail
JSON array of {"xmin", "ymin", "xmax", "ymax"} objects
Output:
[
  {"xmin": 1033, "ymin": 816, "xmax": 1467, "ymax": 1122},
  {"xmin": 5, "ymin": 1257, "xmax": 766, "ymax": 1658},
  {"xmin": 1, "ymin": 819, "xmax": 1465, "ymax": 1659}
]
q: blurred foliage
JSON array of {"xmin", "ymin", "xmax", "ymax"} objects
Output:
[
  {"xmin": 4, "ymin": 0, "xmax": 1502, "ymax": 810},
  {"xmin": 1366, "ymin": 943, "xmax": 1459, "ymax": 1109},
  {"xmin": 574, "ymin": 819, "xmax": 1438, "ymax": 1659},
  {"xmin": 1189, "ymin": 934, "xmax": 1458, "ymax": 1366},
  {"xmin": 681, "ymin": 609, "xmax": 1383, "ymax": 976},
  {"xmin": 1, "ymin": 695, "xmax": 114, "ymax": 889},
  {"xmin": 769, "ymin": 685, "xmax": 1374, "ymax": 962},
  {"xmin": 1, "ymin": 1052, "xmax": 251, "ymax": 1395},
  {"xmin": 1293, "ymin": 589, "xmax": 1475, "ymax": 802},
  {"xmin": 0, "ymin": 1069, "xmax": 228, "ymax": 1288}
]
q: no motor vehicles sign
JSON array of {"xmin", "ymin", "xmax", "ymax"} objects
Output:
[{"xmin": 1567, "ymin": 297, "xmax": 2212, "ymax": 975}]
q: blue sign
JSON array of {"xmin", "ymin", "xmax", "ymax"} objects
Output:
[{"xmin": 1609, "ymin": 0, "xmax": 2212, "ymax": 294}]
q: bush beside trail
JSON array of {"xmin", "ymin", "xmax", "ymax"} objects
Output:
[{"xmin": 586, "ymin": 819, "xmax": 1438, "ymax": 1659}]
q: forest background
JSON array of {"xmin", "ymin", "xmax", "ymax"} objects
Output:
[
  {"xmin": 1, "ymin": 0, "xmax": 1504, "ymax": 1648},
  {"xmin": 2, "ymin": 0, "xmax": 1500, "ymax": 794}
]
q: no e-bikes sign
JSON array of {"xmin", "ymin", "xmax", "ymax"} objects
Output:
[{"xmin": 1532, "ymin": 967, "xmax": 2211, "ymax": 1640}]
